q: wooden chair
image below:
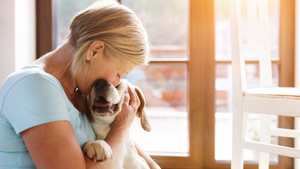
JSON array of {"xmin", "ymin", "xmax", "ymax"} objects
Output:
[{"xmin": 230, "ymin": 0, "xmax": 300, "ymax": 168}]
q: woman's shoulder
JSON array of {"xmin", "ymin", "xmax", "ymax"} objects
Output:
[
  {"xmin": 0, "ymin": 65, "xmax": 66, "ymax": 112},
  {"xmin": 6, "ymin": 65, "xmax": 59, "ymax": 86},
  {"xmin": 1, "ymin": 65, "xmax": 62, "ymax": 94},
  {"xmin": 0, "ymin": 65, "xmax": 71, "ymax": 134}
]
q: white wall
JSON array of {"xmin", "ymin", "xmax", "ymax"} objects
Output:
[
  {"xmin": 15, "ymin": 0, "xmax": 36, "ymax": 70},
  {"xmin": 0, "ymin": 0, "xmax": 36, "ymax": 88},
  {"xmin": 0, "ymin": 0, "xmax": 16, "ymax": 87}
]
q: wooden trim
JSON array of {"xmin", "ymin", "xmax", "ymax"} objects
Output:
[
  {"xmin": 150, "ymin": 1, "xmax": 214, "ymax": 168},
  {"xmin": 278, "ymin": 0, "xmax": 296, "ymax": 168},
  {"xmin": 215, "ymin": 60, "xmax": 280, "ymax": 65},
  {"xmin": 149, "ymin": 60, "xmax": 281, "ymax": 65},
  {"xmin": 205, "ymin": 162, "xmax": 291, "ymax": 169},
  {"xmin": 149, "ymin": 59, "xmax": 188, "ymax": 64},
  {"xmin": 36, "ymin": 0, "xmax": 55, "ymax": 59},
  {"xmin": 190, "ymin": 0, "xmax": 215, "ymax": 168},
  {"xmin": 151, "ymin": 156, "xmax": 202, "ymax": 169},
  {"xmin": 279, "ymin": 0, "xmax": 295, "ymax": 87}
]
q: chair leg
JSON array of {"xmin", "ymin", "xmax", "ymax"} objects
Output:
[
  {"xmin": 232, "ymin": 110, "xmax": 247, "ymax": 169},
  {"xmin": 259, "ymin": 114, "xmax": 271, "ymax": 169}
]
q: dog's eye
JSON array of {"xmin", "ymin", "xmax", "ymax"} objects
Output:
[{"xmin": 116, "ymin": 82, "xmax": 121, "ymax": 89}]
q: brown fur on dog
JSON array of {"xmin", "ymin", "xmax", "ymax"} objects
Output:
[
  {"xmin": 134, "ymin": 87, "xmax": 151, "ymax": 132},
  {"xmin": 71, "ymin": 89, "xmax": 86, "ymax": 114},
  {"xmin": 71, "ymin": 89, "xmax": 94, "ymax": 122},
  {"xmin": 71, "ymin": 84, "xmax": 151, "ymax": 130}
]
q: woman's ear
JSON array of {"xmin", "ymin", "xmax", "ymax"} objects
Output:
[{"xmin": 86, "ymin": 40, "xmax": 105, "ymax": 61}]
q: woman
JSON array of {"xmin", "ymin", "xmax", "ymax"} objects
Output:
[{"xmin": 0, "ymin": 1, "xmax": 159, "ymax": 169}]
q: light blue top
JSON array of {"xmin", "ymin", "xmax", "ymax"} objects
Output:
[{"xmin": 0, "ymin": 65, "xmax": 96, "ymax": 169}]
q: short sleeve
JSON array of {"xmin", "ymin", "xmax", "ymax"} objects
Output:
[{"xmin": 2, "ymin": 74, "xmax": 71, "ymax": 134}]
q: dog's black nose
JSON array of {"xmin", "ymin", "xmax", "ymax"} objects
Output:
[{"xmin": 94, "ymin": 79, "xmax": 110, "ymax": 88}]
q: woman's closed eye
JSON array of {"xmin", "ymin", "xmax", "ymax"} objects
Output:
[{"xmin": 116, "ymin": 82, "xmax": 121, "ymax": 88}]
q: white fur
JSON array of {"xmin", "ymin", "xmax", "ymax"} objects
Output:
[{"xmin": 83, "ymin": 79, "xmax": 150, "ymax": 169}]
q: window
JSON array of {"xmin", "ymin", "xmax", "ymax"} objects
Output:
[
  {"xmin": 36, "ymin": 0, "xmax": 295, "ymax": 168},
  {"xmin": 121, "ymin": 0, "xmax": 189, "ymax": 156}
]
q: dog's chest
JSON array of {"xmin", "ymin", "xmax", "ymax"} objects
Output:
[
  {"xmin": 91, "ymin": 124, "xmax": 149, "ymax": 169},
  {"xmin": 91, "ymin": 122, "xmax": 110, "ymax": 140}
]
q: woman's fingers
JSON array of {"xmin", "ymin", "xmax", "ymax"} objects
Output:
[
  {"xmin": 113, "ymin": 86, "xmax": 140, "ymax": 128},
  {"xmin": 127, "ymin": 86, "xmax": 140, "ymax": 110},
  {"xmin": 123, "ymin": 91, "xmax": 130, "ymax": 104},
  {"xmin": 127, "ymin": 86, "xmax": 135, "ymax": 106}
]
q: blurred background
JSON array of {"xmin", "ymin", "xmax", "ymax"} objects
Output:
[
  {"xmin": 2, "ymin": 0, "xmax": 296, "ymax": 168},
  {"xmin": 55, "ymin": 0, "xmax": 280, "ymax": 161}
]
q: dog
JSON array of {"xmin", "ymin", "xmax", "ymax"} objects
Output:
[{"xmin": 72, "ymin": 79, "xmax": 151, "ymax": 169}]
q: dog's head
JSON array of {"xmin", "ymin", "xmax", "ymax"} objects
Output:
[{"xmin": 72, "ymin": 79, "xmax": 151, "ymax": 132}]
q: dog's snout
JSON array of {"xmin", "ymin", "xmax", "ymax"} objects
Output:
[
  {"xmin": 94, "ymin": 79, "xmax": 110, "ymax": 88},
  {"xmin": 94, "ymin": 81, "xmax": 99, "ymax": 88}
]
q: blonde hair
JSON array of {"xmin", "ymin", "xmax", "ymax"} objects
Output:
[{"xmin": 67, "ymin": 0, "xmax": 150, "ymax": 77}]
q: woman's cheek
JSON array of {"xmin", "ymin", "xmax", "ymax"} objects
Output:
[
  {"xmin": 112, "ymin": 77, "xmax": 121, "ymax": 87},
  {"xmin": 104, "ymin": 74, "xmax": 120, "ymax": 87}
]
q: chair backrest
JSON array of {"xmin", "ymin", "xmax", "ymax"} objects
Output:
[
  {"xmin": 230, "ymin": 0, "xmax": 272, "ymax": 90},
  {"xmin": 230, "ymin": 1, "xmax": 275, "ymax": 168}
]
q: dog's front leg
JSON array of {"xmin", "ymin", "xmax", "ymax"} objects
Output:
[{"xmin": 83, "ymin": 140, "xmax": 113, "ymax": 162}]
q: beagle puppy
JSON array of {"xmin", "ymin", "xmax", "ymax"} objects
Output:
[{"xmin": 72, "ymin": 79, "xmax": 151, "ymax": 169}]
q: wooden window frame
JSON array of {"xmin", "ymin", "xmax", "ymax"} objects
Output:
[
  {"xmin": 36, "ymin": 0, "xmax": 295, "ymax": 168},
  {"xmin": 36, "ymin": 0, "xmax": 55, "ymax": 58}
]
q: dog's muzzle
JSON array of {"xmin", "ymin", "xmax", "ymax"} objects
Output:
[
  {"xmin": 93, "ymin": 95, "xmax": 118, "ymax": 112},
  {"xmin": 91, "ymin": 79, "xmax": 120, "ymax": 113}
]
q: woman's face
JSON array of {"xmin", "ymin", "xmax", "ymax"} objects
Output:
[{"xmin": 77, "ymin": 54, "xmax": 137, "ymax": 95}]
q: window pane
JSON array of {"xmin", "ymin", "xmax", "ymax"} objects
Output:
[
  {"xmin": 122, "ymin": 0, "xmax": 189, "ymax": 59},
  {"xmin": 215, "ymin": 64, "xmax": 279, "ymax": 161},
  {"xmin": 56, "ymin": 0, "xmax": 189, "ymax": 155},
  {"xmin": 125, "ymin": 64, "xmax": 188, "ymax": 154},
  {"xmin": 55, "ymin": 0, "xmax": 117, "ymax": 47},
  {"xmin": 215, "ymin": 0, "xmax": 280, "ymax": 61}
]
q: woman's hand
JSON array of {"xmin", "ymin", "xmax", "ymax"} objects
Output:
[
  {"xmin": 102, "ymin": 86, "xmax": 140, "ymax": 162},
  {"xmin": 83, "ymin": 86, "xmax": 142, "ymax": 168},
  {"xmin": 111, "ymin": 86, "xmax": 140, "ymax": 131}
]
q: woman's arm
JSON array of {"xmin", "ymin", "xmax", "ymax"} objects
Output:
[
  {"xmin": 22, "ymin": 120, "xmax": 87, "ymax": 169},
  {"xmin": 22, "ymin": 86, "xmax": 139, "ymax": 169}
]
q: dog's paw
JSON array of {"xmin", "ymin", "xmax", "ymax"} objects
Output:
[{"xmin": 83, "ymin": 140, "xmax": 113, "ymax": 162}]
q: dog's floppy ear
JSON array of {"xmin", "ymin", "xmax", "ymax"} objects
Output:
[
  {"xmin": 71, "ymin": 89, "xmax": 87, "ymax": 114},
  {"xmin": 71, "ymin": 90, "xmax": 94, "ymax": 123},
  {"xmin": 135, "ymin": 86, "xmax": 151, "ymax": 132}
]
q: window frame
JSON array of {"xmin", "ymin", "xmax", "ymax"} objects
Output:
[
  {"xmin": 36, "ymin": 0, "xmax": 295, "ymax": 168},
  {"xmin": 36, "ymin": 0, "xmax": 55, "ymax": 58}
]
